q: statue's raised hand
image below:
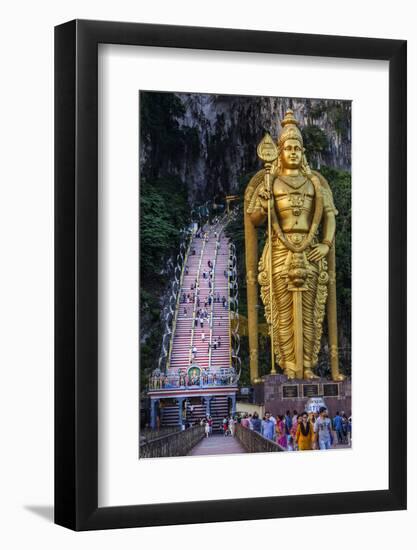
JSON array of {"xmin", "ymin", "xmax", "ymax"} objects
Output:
[
  {"xmin": 257, "ymin": 185, "xmax": 272, "ymax": 212},
  {"xmin": 307, "ymin": 243, "xmax": 330, "ymax": 263}
]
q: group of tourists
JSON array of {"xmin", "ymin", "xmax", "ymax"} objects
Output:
[
  {"xmin": 194, "ymin": 229, "xmax": 207, "ymax": 240},
  {"xmin": 194, "ymin": 307, "xmax": 210, "ymax": 329},
  {"xmin": 181, "ymin": 292, "xmax": 196, "ymax": 305},
  {"xmin": 180, "ymin": 258, "xmax": 227, "ymax": 322},
  {"xmin": 200, "ymin": 416, "xmax": 214, "ymax": 437},
  {"xmin": 239, "ymin": 408, "xmax": 352, "ymax": 451},
  {"xmin": 193, "ymin": 228, "xmax": 211, "ymax": 243},
  {"xmin": 202, "ymin": 267, "xmax": 214, "ymax": 280},
  {"xmin": 210, "ymin": 335, "xmax": 221, "ymax": 350},
  {"xmin": 181, "ymin": 406, "xmax": 351, "ymax": 451},
  {"xmin": 222, "ymin": 416, "xmax": 237, "ymax": 437}
]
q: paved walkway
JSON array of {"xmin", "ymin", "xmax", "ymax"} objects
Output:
[{"xmin": 187, "ymin": 434, "xmax": 246, "ymax": 456}]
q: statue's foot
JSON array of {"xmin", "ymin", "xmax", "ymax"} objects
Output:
[
  {"xmin": 284, "ymin": 369, "xmax": 296, "ymax": 379},
  {"xmin": 304, "ymin": 369, "xmax": 320, "ymax": 380},
  {"xmin": 333, "ymin": 373, "xmax": 346, "ymax": 381}
]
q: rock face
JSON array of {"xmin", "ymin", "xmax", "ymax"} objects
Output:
[{"xmin": 140, "ymin": 92, "xmax": 351, "ymax": 202}]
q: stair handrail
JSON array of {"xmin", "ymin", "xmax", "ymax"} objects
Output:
[
  {"xmin": 165, "ymin": 237, "xmax": 193, "ymax": 371},
  {"xmin": 208, "ymin": 220, "xmax": 223, "ymax": 370},
  {"xmin": 228, "ymin": 243, "xmax": 233, "ymax": 372},
  {"xmin": 157, "ymin": 228, "xmax": 193, "ymax": 373},
  {"xmin": 188, "ymin": 229, "xmax": 208, "ymax": 365},
  {"xmin": 229, "ymin": 241, "xmax": 241, "ymax": 379}
]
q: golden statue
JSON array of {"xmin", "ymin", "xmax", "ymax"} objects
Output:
[{"xmin": 244, "ymin": 109, "xmax": 345, "ymax": 382}]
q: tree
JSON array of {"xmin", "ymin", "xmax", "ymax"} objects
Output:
[{"xmin": 302, "ymin": 125, "xmax": 328, "ymax": 166}]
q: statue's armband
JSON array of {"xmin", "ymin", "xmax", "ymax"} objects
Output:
[{"xmin": 321, "ymin": 186, "xmax": 338, "ymax": 216}]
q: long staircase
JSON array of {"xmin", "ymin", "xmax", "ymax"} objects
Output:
[
  {"xmin": 169, "ymin": 221, "xmax": 232, "ymax": 376},
  {"xmin": 155, "ymin": 218, "xmax": 237, "ymax": 431}
]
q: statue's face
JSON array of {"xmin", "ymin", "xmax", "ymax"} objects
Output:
[{"xmin": 280, "ymin": 138, "xmax": 303, "ymax": 169}]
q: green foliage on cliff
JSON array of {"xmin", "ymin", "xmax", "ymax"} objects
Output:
[
  {"xmin": 224, "ymin": 172, "xmax": 255, "ymax": 319},
  {"xmin": 140, "ymin": 176, "xmax": 190, "ymax": 384},
  {"xmin": 140, "ymin": 288, "xmax": 165, "ymax": 387},
  {"xmin": 237, "ymin": 335, "xmax": 274, "ymax": 386},
  {"xmin": 140, "ymin": 176, "xmax": 189, "ymax": 279},
  {"xmin": 320, "ymin": 165, "xmax": 352, "ymax": 369},
  {"xmin": 302, "ymin": 125, "xmax": 329, "ymax": 161},
  {"xmin": 307, "ymin": 99, "xmax": 351, "ymax": 140}
]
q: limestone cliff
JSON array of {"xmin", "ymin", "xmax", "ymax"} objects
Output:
[{"xmin": 140, "ymin": 92, "xmax": 351, "ymax": 203}]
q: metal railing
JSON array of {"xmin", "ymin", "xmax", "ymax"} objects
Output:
[
  {"xmin": 188, "ymin": 233, "xmax": 207, "ymax": 364},
  {"xmin": 158, "ymin": 228, "xmax": 193, "ymax": 373},
  {"xmin": 208, "ymin": 221, "xmax": 224, "ymax": 369},
  {"xmin": 234, "ymin": 423, "xmax": 286, "ymax": 453},
  {"xmin": 229, "ymin": 241, "xmax": 241, "ymax": 378},
  {"xmin": 139, "ymin": 426, "xmax": 181, "ymax": 444},
  {"xmin": 139, "ymin": 425, "xmax": 205, "ymax": 458},
  {"xmin": 166, "ymin": 240, "xmax": 192, "ymax": 370}
]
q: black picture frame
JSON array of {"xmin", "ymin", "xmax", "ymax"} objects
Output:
[{"xmin": 55, "ymin": 19, "xmax": 407, "ymax": 531}]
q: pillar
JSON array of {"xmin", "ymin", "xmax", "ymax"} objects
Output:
[
  {"xmin": 327, "ymin": 246, "xmax": 343, "ymax": 380},
  {"xmin": 150, "ymin": 398, "xmax": 159, "ymax": 430},
  {"xmin": 244, "ymin": 209, "xmax": 259, "ymax": 383},
  {"xmin": 204, "ymin": 396, "xmax": 212, "ymax": 417},
  {"xmin": 177, "ymin": 397, "xmax": 185, "ymax": 427},
  {"xmin": 230, "ymin": 394, "xmax": 236, "ymax": 416}
]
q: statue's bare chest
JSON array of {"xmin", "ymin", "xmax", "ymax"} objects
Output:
[{"xmin": 273, "ymin": 176, "xmax": 315, "ymax": 232}]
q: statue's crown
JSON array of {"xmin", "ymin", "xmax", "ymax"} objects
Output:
[{"xmin": 278, "ymin": 109, "xmax": 303, "ymax": 148}]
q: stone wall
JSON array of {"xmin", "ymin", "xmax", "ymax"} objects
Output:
[{"xmin": 262, "ymin": 374, "xmax": 351, "ymax": 418}]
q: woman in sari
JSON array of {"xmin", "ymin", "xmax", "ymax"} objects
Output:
[
  {"xmin": 291, "ymin": 414, "xmax": 301, "ymax": 450},
  {"xmin": 296, "ymin": 411, "xmax": 315, "ymax": 451},
  {"xmin": 276, "ymin": 415, "xmax": 288, "ymax": 448}
]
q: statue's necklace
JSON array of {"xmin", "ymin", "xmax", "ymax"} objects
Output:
[{"xmin": 278, "ymin": 175, "xmax": 308, "ymax": 190}]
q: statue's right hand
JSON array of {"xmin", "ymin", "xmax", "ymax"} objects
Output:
[{"xmin": 257, "ymin": 185, "xmax": 271, "ymax": 211}]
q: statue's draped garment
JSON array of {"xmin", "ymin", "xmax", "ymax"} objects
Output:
[{"xmin": 245, "ymin": 168, "xmax": 338, "ymax": 378}]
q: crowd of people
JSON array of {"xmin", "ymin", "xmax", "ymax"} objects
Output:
[
  {"xmin": 239, "ymin": 407, "xmax": 352, "ymax": 451},
  {"xmin": 179, "ymin": 232, "xmax": 229, "ymax": 342},
  {"xmin": 181, "ymin": 292, "xmax": 227, "ymax": 311},
  {"xmin": 198, "ymin": 415, "xmax": 237, "ymax": 437},
  {"xmin": 182, "ymin": 407, "xmax": 351, "ymax": 452}
]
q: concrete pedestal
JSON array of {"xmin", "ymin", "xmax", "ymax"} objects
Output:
[{"xmin": 262, "ymin": 373, "xmax": 351, "ymax": 417}]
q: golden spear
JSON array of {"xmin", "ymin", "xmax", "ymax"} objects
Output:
[{"xmin": 257, "ymin": 133, "xmax": 278, "ymax": 375}]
